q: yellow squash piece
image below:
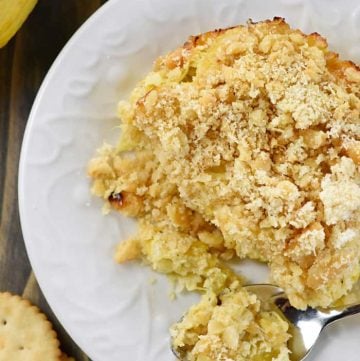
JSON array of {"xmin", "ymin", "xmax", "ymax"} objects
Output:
[{"xmin": 0, "ymin": 0, "xmax": 38, "ymax": 47}]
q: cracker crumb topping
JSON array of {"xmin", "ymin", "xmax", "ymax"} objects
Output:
[{"xmin": 89, "ymin": 18, "xmax": 360, "ymax": 360}]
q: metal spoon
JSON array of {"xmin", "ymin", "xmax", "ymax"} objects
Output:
[{"xmin": 172, "ymin": 284, "xmax": 360, "ymax": 361}]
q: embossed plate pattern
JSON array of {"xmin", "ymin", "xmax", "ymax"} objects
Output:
[{"xmin": 19, "ymin": 0, "xmax": 360, "ymax": 360}]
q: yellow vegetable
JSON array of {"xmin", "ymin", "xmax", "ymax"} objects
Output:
[{"xmin": 0, "ymin": 0, "xmax": 38, "ymax": 48}]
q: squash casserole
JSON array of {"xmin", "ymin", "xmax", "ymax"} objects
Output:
[{"xmin": 88, "ymin": 18, "xmax": 360, "ymax": 360}]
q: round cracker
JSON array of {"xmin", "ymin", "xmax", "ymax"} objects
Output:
[{"xmin": 0, "ymin": 292, "xmax": 61, "ymax": 361}]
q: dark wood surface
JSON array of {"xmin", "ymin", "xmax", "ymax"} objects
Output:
[{"xmin": 0, "ymin": 1, "xmax": 108, "ymax": 359}]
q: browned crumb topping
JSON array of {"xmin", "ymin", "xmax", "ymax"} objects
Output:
[
  {"xmin": 171, "ymin": 287, "xmax": 290, "ymax": 361},
  {"xmin": 89, "ymin": 18, "xmax": 360, "ymax": 360}
]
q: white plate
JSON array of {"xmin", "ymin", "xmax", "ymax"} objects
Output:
[{"xmin": 19, "ymin": 0, "xmax": 360, "ymax": 360}]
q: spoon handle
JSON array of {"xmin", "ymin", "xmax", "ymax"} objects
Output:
[{"xmin": 323, "ymin": 303, "xmax": 360, "ymax": 326}]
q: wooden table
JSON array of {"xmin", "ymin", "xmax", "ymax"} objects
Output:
[{"xmin": 0, "ymin": 1, "xmax": 108, "ymax": 359}]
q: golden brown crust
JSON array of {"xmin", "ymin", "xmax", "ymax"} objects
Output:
[
  {"xmin": 157, "ymin": 17, "xmax": 360, "ymax": 87},
  {"xmin": 89, "ymin": 17, "xmax": 360, "ymax": 361},
  {"xmin": 171, "ymin": 287, "xmax": 290, "ymax": 361},
  {"xmin": 90, "ymin": 16, "xmax": 359, "ymax": 310}
]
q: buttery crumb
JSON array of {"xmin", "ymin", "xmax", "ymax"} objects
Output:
[
  {"xmin": 89, "ymin": 18, "xmax": 360, "ymax": 360},
  {"xmin": 170, "ymin": 287, "xmax": 290, "ymax": 361}
]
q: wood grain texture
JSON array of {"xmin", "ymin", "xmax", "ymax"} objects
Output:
[{"xmin": 0, "ymin": 1, "xmax": 108, "ymax": 359}]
